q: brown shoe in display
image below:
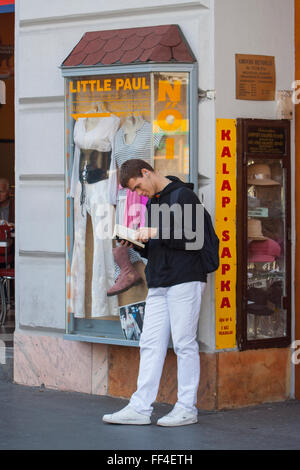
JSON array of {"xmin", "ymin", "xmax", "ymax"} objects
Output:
[{"xmin": 107, "ymin": 246, "xmax": 142, "ymax": 296}]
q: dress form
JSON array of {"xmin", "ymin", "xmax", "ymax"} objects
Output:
[
  {"xmin": 85, "ymin": 102, "xmax": 109, "ymax": 132},
  {"xmin": 122, "ymin": 115, "xmax": 144, "ymax": 145},
  {"xmin": 69, "ymin": 102, "xmax": 120, "ymax": 317},
  {"xmin": 85, "ymin": 118, "xmax": 100, "ymax": 133}
]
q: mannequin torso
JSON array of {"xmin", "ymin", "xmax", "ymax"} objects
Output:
[{"xmin": 122, "ymin": 116, "xmax": 144, "ymax": 145}]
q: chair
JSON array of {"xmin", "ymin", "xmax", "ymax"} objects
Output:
[
  {"xmin": 0, "ymin": 225, "xmax": 14, "ymax": 325},
  {"xmin": 0, "ymin": 225, "xmax": 13, "ymax": 266}
]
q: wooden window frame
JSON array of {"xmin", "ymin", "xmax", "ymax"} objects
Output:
[{"xmin": 236, "ymin": 118, "xmax": 291, "ymax": 350}]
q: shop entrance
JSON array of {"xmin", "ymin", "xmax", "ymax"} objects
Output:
[{"xmin": 0, "ymin": 6, "xmax": 15, "ymax": 381}]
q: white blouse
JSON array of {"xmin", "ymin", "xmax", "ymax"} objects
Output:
[{"xmin": 69, "ymin": 114, "xmax": 120, "ymax": 198}]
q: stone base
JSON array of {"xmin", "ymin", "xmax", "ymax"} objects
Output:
[
  {"xmin": 216, "ymin": 348, "xmax": 291, "ymax": 409},
  {"xmin": 107, "ymin": 345, "xmax": 217, "ymax": 410},
  {"xmin": 14, "ymin": 331, "xmax": 108, "ymax": 395},
  {"xmin": 14, "ymin": 331, "xmax": 291, "ymax": 410}
]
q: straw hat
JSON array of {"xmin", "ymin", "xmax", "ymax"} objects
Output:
[
  {"xmin": 248, "ymin": 219, "xmax": 267, "ymax": 241},
  {"xmin": 248, "ymin": 163, "xmax": 280, "ymax": 186},
  {"xmin": 247, "ymin": 302, "xmax": 274, "ymax": 316}
]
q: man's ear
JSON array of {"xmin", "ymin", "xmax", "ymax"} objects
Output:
[{"xmin": 141, "ymin": 168, "xmax": 149, "ymax": 178}]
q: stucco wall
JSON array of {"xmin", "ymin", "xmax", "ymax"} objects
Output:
[{"xmin": 215, "ymin": 0, "xmax": 294, "ymax": 119}]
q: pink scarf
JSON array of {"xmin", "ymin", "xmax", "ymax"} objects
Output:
[{"xmin": 123, "ymin": 188, "xmax": 148, "ymax": 229}]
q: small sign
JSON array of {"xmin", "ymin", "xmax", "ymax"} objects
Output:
[
  {"xmin": 236, "ymin": 54, "xmax": 276, "ymax": 101},
  {"xmin": 248, "ymin": 208, "xmax": 269, "ymax": 218},
  {"xmin": 247, "ymin": 126, "xmax": 285, "ymax": 155}
]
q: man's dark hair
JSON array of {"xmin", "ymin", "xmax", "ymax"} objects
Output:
[{"xmin": 120, "ymin": 159, "xmax": 154, "ymax": 188}]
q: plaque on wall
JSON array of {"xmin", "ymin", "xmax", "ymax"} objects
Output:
[
  {"xmin": 246, "ymin": 126, "xmax": 286, "ymax": 156},
  {"xmin": 235, "ymin": 54, "xmax": 276, "ymax": 101}
]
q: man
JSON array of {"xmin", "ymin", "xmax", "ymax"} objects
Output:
[
  {"xmin": 0, "ymin": 178, "xmax": 14, "ymax": 224},
  {"xmin": 103, "ymin": 159, "xmax": 206, "ymax": 427}
]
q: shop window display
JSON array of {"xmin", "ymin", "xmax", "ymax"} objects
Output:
[
  {"xmin": 247, "ymin": 160, "xmax": 286, "ymax": 340},
  {"xmin": 65, "ymin": 71, "xmax": 190, "ymax": 339},
  {"xmin": 237, "ymin": 119, "xmax": 291, "ymax": 349}
]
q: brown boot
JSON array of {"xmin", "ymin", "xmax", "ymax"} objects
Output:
[{"xmin": 107, "ymin": 246, "xmax": 142, "ymax": 297}]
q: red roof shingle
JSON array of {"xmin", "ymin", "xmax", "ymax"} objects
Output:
[{"xmin": 62, "ymin": 24, "xmax": 195, "ymax": 67}]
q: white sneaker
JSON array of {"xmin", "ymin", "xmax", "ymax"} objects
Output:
[
  {"xmin": 156, "ymin": 406, "xmax": 198, "ymax": 427},
  {"xmin": 102, "ymin": 404, "xmax": 151, "ymax": 425}
]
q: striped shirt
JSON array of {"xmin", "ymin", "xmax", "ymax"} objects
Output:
[
  {"xmin": 113, "ymin": 120, "xmax": 162, "ymax": 169},
  {"xmin": 107, "ymin": 119, "xmax": 164, "ymax": 205}
]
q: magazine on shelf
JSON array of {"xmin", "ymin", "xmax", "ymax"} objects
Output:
[{"xmin": 119, "ymin": 301, "xmax": 146, "ymax": 341}]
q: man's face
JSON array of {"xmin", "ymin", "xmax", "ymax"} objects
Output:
[
  {"xmin": 0, "ymin": 183, "xmax": 9, "ymax": 204},
  {"xmin": 127, "ymin": 171, "xmax": 155, "ymax": 198}
]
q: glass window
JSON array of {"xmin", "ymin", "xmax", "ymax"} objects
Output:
[
  {"xmin": 65, "ymin": 71, "xmax": 191, "ymax": 341},
  {"xmin": 247, "ymin": 159, "xmax": 287, "ymax": 340},
  {"xmin": 237, "ymin": 119, "xmax": 291, "ymax": 350},
  {"xmin": 153, "ymin": 72, "xmax": 189, "ymax": 179}
]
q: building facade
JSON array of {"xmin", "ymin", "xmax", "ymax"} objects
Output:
[{"xmin": 13, "ymin": 0, "xmax": 297, "ymax": 409}]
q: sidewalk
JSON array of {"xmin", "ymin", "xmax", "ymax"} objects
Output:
[{"xmin": 0, "ymin": 380, "xmax": 300, "ymax": 450}]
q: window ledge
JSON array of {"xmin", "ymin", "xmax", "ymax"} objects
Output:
[{"xmin": 63, "ymin": 333, "xmax": 140, "ymax": 347}]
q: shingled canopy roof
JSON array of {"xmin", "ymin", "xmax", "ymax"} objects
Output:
[{"xmin": 62, "ymin": 25, "xmax": 196, "ymax": 67}]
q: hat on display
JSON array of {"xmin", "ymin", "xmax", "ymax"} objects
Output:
[
  {"xmin": 248, "ymin": 237, "xmax": 281, "ymax": 263},
  {"xmin": 247, "ymin": 303, "xmax": 274, "ymax": 316},
  {"xmin": 248, "ymin": 219, "xmax": 267, "ymax": 241},
  {"xmin": 248, "ymin": 163, "xmax": 281, "ymax": 186},
  {"xmin": 248, "ymin": 287, "xmax": 268, "ymax": 304},
  {"xmin": 247, "ymin": 287, "xmax": 274, "ymax": 316}
]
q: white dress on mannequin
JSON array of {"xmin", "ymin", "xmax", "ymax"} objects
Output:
[{"xmin": 69, "ymin": 113, "xmax": 120, "ymax": 318}]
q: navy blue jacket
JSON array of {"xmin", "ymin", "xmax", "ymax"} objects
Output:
[{"xmin": 134, "ymin": 176, "xmax": 207, "ymax": 288}]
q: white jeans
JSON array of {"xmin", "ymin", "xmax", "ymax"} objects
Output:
[{"xmin": 130, "ymin": 281, "xmax": 206, "ymax": 416}]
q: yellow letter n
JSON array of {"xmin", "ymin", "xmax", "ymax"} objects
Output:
[{"xmin": 158, "ymin": 80, "xmax": 181, "ymax": 102}]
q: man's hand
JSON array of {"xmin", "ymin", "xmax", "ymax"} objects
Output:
[
  {"xmin": 135, "ymin": 227, "xmax": 158, "ymax": 243},
  {"xmin": 120, "ymin": 240, "xmax": 133, "ymax": 248}
]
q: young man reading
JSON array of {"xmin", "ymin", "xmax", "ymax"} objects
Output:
[{"xmin": 103, "ymin": 159, "xmax": 206, "ymax": 427}]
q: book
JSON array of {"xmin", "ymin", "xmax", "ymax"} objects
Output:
[{"xmin": 113, "ymin": 224, "xmax": 145, "ymax": 249}]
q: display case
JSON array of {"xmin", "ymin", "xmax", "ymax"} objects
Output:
[
  {"xmin": 237, "ymin": 119, "xmax": 291, "ymax": 350},
  {"xmin": 61, "ymin": 26, "xmax": 198, "ymax": 345}
]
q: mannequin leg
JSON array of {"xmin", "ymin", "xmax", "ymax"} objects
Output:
[
  {"xmin": 70, "ymin": 182, "xmax": 87, "ymax": 318},
  {"xmin": 89, "ymin": 180, "xmax": 118, "ymax": 317}
]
